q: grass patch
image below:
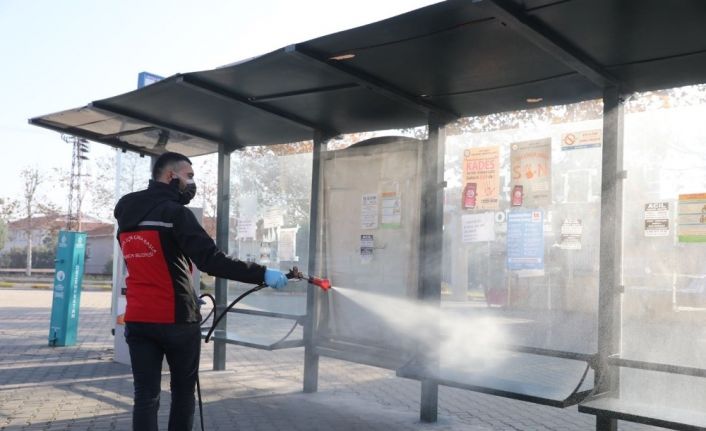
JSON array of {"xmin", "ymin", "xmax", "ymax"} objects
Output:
[
  {"xmin": 0, "ymin": 281, "xmax": 14, "ymax": 288},
  {"xmin": 31, "ymin": 284, "xmax": 51, "ymax": 289}
]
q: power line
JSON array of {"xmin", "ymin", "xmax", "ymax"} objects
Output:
[{"xmin": 61, "ymin": 135, "xmax": 89, "ymax": 231}]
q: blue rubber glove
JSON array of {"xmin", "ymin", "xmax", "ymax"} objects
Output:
[{"xmin": 264, "ymin": 268, "xmax": 288, "ymax": 289}]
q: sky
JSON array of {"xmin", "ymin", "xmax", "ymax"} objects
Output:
[{"xmin": 0, "ymin": 0, "xmax": 439, "ymax": 214}]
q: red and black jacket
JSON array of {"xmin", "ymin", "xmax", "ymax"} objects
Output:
[{"xmin": 114, "ymin": 180, "xmax": 266, "ymax": 324}]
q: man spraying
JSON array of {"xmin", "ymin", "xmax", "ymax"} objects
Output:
[{"xmin": 114, "ymin": 151, "xmax": 287, "ymax": 431}]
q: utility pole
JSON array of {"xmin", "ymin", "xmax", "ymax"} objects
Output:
[{"xmin": 61, "ymin": 135, "xmax": 89, "ymax": 231}]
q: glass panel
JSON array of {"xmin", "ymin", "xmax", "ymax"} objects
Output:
[
  {"xmin": 224, "ymin": 143, "xmax": 313, "ymax": 337},
  {"xmin": 620, "ymin": 85, "xmax": 706, "ymax": 411},
  {"xmin": 79, "ymin": 116, "xmax": 149, "ymax": 136},
  {"xmin": 42, "ymin": 106, "xmax": 115, "ymax": 128},
  {"xmin": 440, "ymin": 101, "xmax": 604, "ymax": 392},
  {"xmin": 115, "ymin": 150, "xmax": 152, "ymax": 195},
  {"xmin": 119, "ymin": 131, "xmax": 161, "ymax": 151},
  {"xmin": 41, "ymin": 107, "xmax": 151, "ymax": 136},
  {"xmin": 163, "ymin": 134, "xmax": 218, "ymax": 157}
]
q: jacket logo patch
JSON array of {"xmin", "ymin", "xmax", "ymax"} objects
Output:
[{"xmin": 122, "ymin": 234, "xmax": 157, "ymax": 259}]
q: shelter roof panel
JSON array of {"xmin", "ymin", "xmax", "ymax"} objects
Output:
[
  {"xmin": 302, "ymin": 1, "xmax": 493, "ymax": 56},
  {"xmin": 527, "ymin": 0, "xmax": 706, "ymax": 68},
  {"xmin": 93, "ymin": 75, "xmax": 314, "ymax": 147},
  {"xmin": 608, "ymin": 52, "xmax": 706, "ymax": 95},
  {"xmin": 312, "ymin": 14, "xmax": 578, "ymax": 100},
  {"xmin": 30, "ymin": 0, "xmax": 706, "ymax": 154},
  {"xmin": 262, "ymin": 86, "xmax": 428, "ymax": 134},
  {"xmin": 39, "ymin": 107, "xmax": 119, "ymax": 129},
  {"xmin": 30, "ymin": 105, "xmax": 219, "ymax": 157},
  {"xmin": 431, "ymin": 73, "xmax": 601, "ymax": 118},
  {"xmin": 187, "ymin": 50, "xmax": 354, "ymax": 98}
]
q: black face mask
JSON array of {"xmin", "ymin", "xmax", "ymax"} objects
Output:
[
  {"xmin": 180, "ymin": 182, "xmax": 197, "ymax": 205},
  {"xmin": 170, "ymin": 178, "xmax": 197, "ymax": 205}
]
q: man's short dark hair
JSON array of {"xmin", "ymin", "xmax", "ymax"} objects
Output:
[{"xmin": 152, "ymin": 152, "xmax": 192, "ymax": 180}]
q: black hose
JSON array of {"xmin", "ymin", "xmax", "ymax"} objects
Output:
[
  {"xmin": 195, "ymin": 274, "xmax": 302, "ymax": 431},
  {"xmin": 202, "ymin": 284, "xmax": 267, "ymax": 343},
  {"xmin": 196, "ymin": 294, "xmax": 215, "ymax": 431},
  {"xmin": 195, "ymin": 285, "xmax": 265, "ymax": 431},
  {"xmin": 196, "ymin": 374, "xmax": 204, "ymax": 431}
]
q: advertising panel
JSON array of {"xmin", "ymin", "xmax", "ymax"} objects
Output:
[
  {"xmin": 462, "ymin": 146, "xmax": 500, "ymax": 210},
  {"xmin": 507, "ymin": 210, "xmax": 544, "ymax": 275},
  {"xmin": 678, "ymin": 194, "xmax": 706, "ymax": 242},
  {"xmin": 510, "ymin": 138, "xmax": 552, "ymax": 207}
]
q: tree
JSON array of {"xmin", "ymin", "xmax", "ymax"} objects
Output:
[
  {"xmin": 36, "ymin": 201, "xmax": 62, "ymax": 250},
  {"xmin": 0, "ymin": 197, "xmax": 19, "ymax": 221},
  {"xmin": 20, "ymin": 167, "xmax": 42, "ymax": 276},
  {"xmin": 0, "ymin": 218, "xmax": 7, "ymax": 253},
  {"xmin": 117, "ymin": 151, "xmax": 152, "ymax": 194},
  {"xmin": 0, "ymin": 197, "xmax": 19, "ymax": 252},
  {"xmin": 89, "ymin": 150, "xmax": 151, "ymax": 220}
]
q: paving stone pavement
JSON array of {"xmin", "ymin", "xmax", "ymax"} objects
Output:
[{"xmin": 0, "ymin": 289, "xmax": 664, "ymax": 431}]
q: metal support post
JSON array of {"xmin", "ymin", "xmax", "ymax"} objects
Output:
[
  {"xmin": 303, "ymin": 131, "xmax": 327, "ymax": 393},
  {"xmin": 214, "ymin": 144, "xmax": 231, "ymax": 371},
  {"xmin": 595, "ymin": 86, "xmax": 624, "ymax": 431},
  {"xmin": 419, "ymin": 121, "xmax": 446, "ymax": 422},
  {"xmin": 110, "ymin": 149, "xmax": 124, "ymax": 320}
]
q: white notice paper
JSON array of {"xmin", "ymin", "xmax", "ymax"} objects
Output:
[
  {"xmin": 644, "ymin": 202, "xmax": 669, "ymax": 237},
  {"xmin": 237, "ymin": 218, "xmax": 256, "ymax": 239},
  {"xmin": 560, "ymin": 129, "xmax": 602, "ymax": 151},
  {"xmin": 559, "ymin": 218, "xmax": 582, "ymax": 250},
  {"xmin": 462, "ymin": 212, "xmax": 495, "ymax": 243},
  {"xmin": 263, "ymin": 208, "xmax": 284, "ymax": 229},
  {"xmin": 361, "ymin": 193, "xmax": 378, "ymax": 229},
  {"xmin": 360, "ymin": 234, "xmax": 374, "ymax": 264},
  {"xmin": 381, "ymin": 190, "xmax": 401, "ymax": 228},
  {"xmin": 278, "ymin": 227, "xmax": 298, "ymax": 261}
]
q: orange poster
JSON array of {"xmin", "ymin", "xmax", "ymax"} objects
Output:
[
  {"xmin": 510, "ymin": 138, "xmax": 552, "ymax": 207},
  {"xmin": 462, "ymin": 146, "xmax": 500, "ymax": 210}
]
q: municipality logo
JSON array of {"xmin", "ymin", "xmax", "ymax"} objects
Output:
[
  {"xmin": 56, "ymin": 271, "xmax": 65, "ymax": 282},
  {"xmin": 59, "ymin": 234, "xmax": 68, "ymax": 248}
]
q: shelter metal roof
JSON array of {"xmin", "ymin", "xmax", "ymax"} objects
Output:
[{"xmin": 30, "ymin": 0, "xmax": 706, "ymax": 156}]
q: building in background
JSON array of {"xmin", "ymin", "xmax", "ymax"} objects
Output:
[{"xmin": 0, "ymin": 214, "xmax": 113, "ymax": 274}]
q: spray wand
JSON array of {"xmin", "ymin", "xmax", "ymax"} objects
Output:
[{"xmin": 286, "ymin": 266, "xmax": 331, "ymax": 291}]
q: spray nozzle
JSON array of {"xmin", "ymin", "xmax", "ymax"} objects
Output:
[
  {"xmin": 286, "ymin": 266, "xmax": 331, "ymax": 292},
  {"xmin": 310, "ymin": 276, "xmax": 331, "ymax": 291}
]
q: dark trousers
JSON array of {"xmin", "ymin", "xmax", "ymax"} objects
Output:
[{"xmin": 125, "ymin": 322, "xmax": 201, "ymax": 431}]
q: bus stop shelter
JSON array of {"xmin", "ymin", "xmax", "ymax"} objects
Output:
[{"xmin": 30, "ymin": 1, "xmax": 706, "ymax": 430}]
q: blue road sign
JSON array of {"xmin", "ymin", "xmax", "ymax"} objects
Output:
[{"xmin": 137, "ymin": 71, "xmax": 164, "ymax": 89}]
